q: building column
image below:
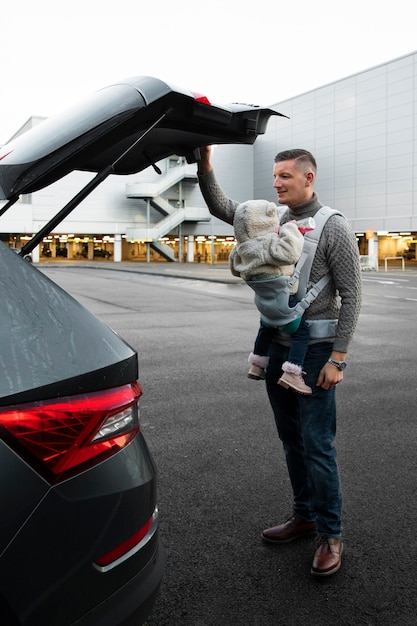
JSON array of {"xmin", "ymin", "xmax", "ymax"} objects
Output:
[
  {"xmin": 114, "ymin": 234, "xmax": 122, "ymax": 262},
  {"xmin": 87, "ymin": 241, "xmax": 94, "ymax": 260},
  {"xmin": 31, "ymin": 245, "xmax": 40, "ymax": 263},
  {"xmin": 368, "ymin": 235, "xmax": 379, "ymax": 270},
  {"xmin": 187, "ymin": 235, "xmax": 195, "ymax": 263}
]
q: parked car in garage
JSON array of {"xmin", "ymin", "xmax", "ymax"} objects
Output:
[
  {"xmin": 94, "ymin": 247, "xmax": 112, "ymax": 258},
  {"xmin": 0, "ymin": 75, "xmax": 280, "ymax": 625},
  {"xmin": 56, "ymin": 245, "xmax": 68, "ymax": 257}
]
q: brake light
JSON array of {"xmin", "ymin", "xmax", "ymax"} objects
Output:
[
  {"xmin": 0, "ymin": 150, "xmax": 12, "ymax": 161},
  {"xmin": 0, "ymin": 382, "xmax": 141, "ymax": 480},
  {"xmin": 192, "ymin": 92, "xmax": 211, "ymax": 105},
  {"xmin": 94, "ymin": 507, "xmax": 158, "ymax": 571}
]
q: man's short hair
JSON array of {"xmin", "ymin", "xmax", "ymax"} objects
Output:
[{"xmin": 274, "ymin": 149, "xmax": 317, "ymax": 174}]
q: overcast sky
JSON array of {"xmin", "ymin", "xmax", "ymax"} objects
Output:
[{"xmin": 1, "ymin": 0, "xmax": 416, "ymax": 144}]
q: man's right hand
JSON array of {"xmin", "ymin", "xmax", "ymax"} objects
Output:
[{"xmin": 197, "ymin": 145, "xmax": 213, "ymax": 175}]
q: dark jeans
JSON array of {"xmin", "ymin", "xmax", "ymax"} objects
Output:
[
  {"xmin": 265, "ymin": 341, "xmax": 342, "ymax": 537},
  {"xmin": 253, "ymin": 323, "xmax": 275, "ymax": 357},
  {"xmin": 253, "ymin": 317, "xmax": 310, "ymax": 368}
]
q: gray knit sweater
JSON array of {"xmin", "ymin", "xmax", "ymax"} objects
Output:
[{"xmin": 198, "ymin": 170, "xmax": 362, "ymax": 353}]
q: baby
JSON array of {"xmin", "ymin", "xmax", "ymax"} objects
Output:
[{"xmin": 230, "ymin": 199, "xmax": 315, "ymax": 395}]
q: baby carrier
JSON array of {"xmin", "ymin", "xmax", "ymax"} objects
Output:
[{"xmin": 245, "ymin": 207, "xmax": 342, "ymax": 329}]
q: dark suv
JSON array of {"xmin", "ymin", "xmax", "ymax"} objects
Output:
[{"xmin": 0, "ymin": 75, "xmax": 281, "ymax": 625}]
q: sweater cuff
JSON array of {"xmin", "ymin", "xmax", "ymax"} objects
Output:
[
  {"xmin": 197, "ymin": 169, "xmax": 216, "ymax": 183},
  {"xmin": 332, "ymin": 337, "xmax": 350, "ymax": 353}
]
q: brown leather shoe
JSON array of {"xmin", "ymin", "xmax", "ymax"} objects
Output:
[
  {"xmin": 311, "ymin": 536, "xmax": 343, "ymax": 576},
  {"xmin": 262, "ymin": 515, "xmax": 317, "ymax": 544}
]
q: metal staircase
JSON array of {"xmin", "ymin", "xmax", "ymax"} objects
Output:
[
  {"xmin": 149, "ymin": 240, "xmax": 177, "ymax": 262},
  {"xmin": 126, "ymin": 160, "xmax": 208, "ymax": 261},
  {"xmin": 126, "ymin": 162, "xmax": 198, "ymax": 206}
]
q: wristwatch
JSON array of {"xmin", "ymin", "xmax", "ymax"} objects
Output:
[{"xmin": 328, "ymin": 358, "xmax": 346, "ymax": 371}]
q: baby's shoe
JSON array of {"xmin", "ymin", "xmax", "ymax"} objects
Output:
[
  {"xmin": 247, "ymin": 353, "xmax": 269, "ymax": 380},
  {"xmin": 278, "ymin": 362, "xmax": 312, "ymax": 395},
  {"xmin": 248, "ymin": 364, "xmax": 266, "ymax": 380}
]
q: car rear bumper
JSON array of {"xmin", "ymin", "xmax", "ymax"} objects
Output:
[
  {"xmin": 0, "ymin": 433, "xmax": 162, "ymax": 625},
  {"xmin": 76, "ymin": 539, "xmax": 164, "ymax": 626}
]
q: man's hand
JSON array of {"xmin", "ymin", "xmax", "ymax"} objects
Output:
[
  {"xmin": 197, "ymin": 146, "xmax": 213, "ymax": 175},
  {"xmin": 316, "ymin": 352, "xmax": 346, "ymax": 390}
]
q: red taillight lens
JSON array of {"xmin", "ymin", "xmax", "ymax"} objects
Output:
[
  {"xmin": 0, "ymin": 149, "xmax": 12, "ymax": 161},
  {"xmin": 192, "ymin": 92, "xmax": 211, "ymax": 105},
  {"xmin": 0, "ymin": 382, "xmax": 142, "ymax": 480},
  {"xmin": 95, "ymin": 509, "xmax": 158, "ymax": 570}
]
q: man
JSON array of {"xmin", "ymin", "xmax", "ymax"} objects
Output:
[{"xmin": 197, "ymin": 147, "xmax": 362, "ymax": 576}]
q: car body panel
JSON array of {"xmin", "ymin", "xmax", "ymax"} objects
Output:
[
  {"xmin": 0, "ymin": 75, "xmax": 284, "ymax": 200},
  {"xmin": 0, "ymin": 240, "xmax": 162, "ymax": 624},
  {"xmin": 0, "ymin": 440, "xmax": 50, "ymax": 551},
  {"xmin": 0, "ymin": 243, "xmax": 136, "ymax": 404},
  {"xmin": 0, "ymin": 434, "xmax": 162, "ymax": 625}
]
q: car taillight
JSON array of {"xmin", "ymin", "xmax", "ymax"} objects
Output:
[
  {"xmin": 192, "ymin": 92, "xmax": 211, "ymax": 105},
  {"xmin": 0, "ymin": 382, "xmax": 141, "ymax": 481},
  {"xmin": 94, "ymin": 507, "xmax": 159, "ymax": 572}
]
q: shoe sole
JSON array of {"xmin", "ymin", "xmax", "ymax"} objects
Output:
[
  {"xmin": 248, "ymin": 374, "xmax": 265, "ymax": 380},
  {"xmin": 277, "ymin": 379, "xmax": 312, "ymax": 395},
  {"xmin": 310, "ymin": 560, "xmax": 342, "ymax": 576}
]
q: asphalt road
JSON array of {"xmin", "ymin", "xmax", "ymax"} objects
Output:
[{"xmin": 41, "ymin": 265, "xmax": 417, "ymax": 626}]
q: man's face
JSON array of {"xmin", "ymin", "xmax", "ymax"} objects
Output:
[{"xmin": 272, "ymin": 158, "xmax": 314, "ymax": 209}]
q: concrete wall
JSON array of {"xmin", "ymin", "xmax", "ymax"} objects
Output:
[{"xmin": 254, "ymin": 51, "xmax": 417, "ymax": 234}]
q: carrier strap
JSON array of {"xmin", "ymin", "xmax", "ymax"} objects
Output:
[{"xmin": 293, "ymin": 206, "xmax": 342, "ymax": 306}]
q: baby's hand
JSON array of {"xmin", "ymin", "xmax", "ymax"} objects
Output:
[{"xmin": 296, "ymin": 217, "xmax": 316, "ymax": 234}]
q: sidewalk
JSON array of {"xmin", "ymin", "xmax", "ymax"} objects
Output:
[
  {"xmin": 40, "ymin": 260, "xmax": 244, "ymax": 284},
  {"xmin": 39, "ymin": 259, "xmax": 417, "ymax": 282}
]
